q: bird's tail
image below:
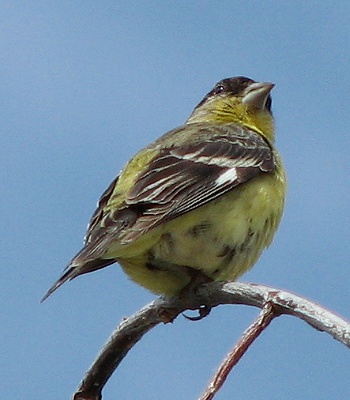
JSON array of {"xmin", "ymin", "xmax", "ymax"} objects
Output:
[
  {"xmin": 41, "ymin": 266, "xmax": 77, "ymax": 302},
  {"xmin": 41, "ymin": 255, "xmax": 116, "ymax": 302}
]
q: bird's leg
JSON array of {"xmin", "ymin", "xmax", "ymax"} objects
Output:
[{"xmin": 178, "ymin": 267, "xmax": 213, "ymax": 321}]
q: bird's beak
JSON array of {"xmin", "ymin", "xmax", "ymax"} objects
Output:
[{"xmin": 241, "ymin": 82, "xmax": 275, "ymax": 109}]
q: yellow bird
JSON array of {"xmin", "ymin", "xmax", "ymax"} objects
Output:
[{"xmin": 42, "ymin": 76, "xmax": 286, "ymax": 302}]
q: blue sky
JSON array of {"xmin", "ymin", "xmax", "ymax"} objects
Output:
[{"xmin": 2, "ymin": 2, "xmax": 350, "ymax": 399}]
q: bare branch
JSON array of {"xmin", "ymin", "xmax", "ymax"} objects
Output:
[
  {"xmin": 212, "ymin": 282, "xmax": 350, "ymax": 346},
  {"xmin": 199, "ymin": 302, "xmax": 276, "ymax": 400},
  {"xmin": 72, "ymin": 282, "xmax": 350, "ymax": 400},
  {"xmin": 72, "ymin": 297, "xmax": 189, "ymax": 400}
]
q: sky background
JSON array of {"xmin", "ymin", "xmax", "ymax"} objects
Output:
[{"xmin": 2, "ymin": 1, "xmax": 350, "ymax": 399}]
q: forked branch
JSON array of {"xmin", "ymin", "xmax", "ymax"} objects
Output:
[{"xmin": 72, "ymin": 282, "xmax": 350, "ymax": 400}]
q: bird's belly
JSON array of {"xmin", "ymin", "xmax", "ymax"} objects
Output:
[
  {"xmin": 156, "ymin": 175, "xmax": 282, "ymax": 277},
  {"xmin": 118, "ymin": 173, "xmax": 285, "ymax": 295}
]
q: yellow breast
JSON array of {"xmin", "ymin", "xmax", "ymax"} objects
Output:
[{"xmin": 114, "ymin": 161, "xmax": 286, "ymax": 295}]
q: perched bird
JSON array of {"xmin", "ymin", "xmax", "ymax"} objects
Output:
[{"xmin": 42, "ymin": 76, "xmax": 286, "ymax": 302}]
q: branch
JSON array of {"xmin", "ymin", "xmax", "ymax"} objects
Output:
[
  {"xmin": 199, "ymin": 301, "xmax": 276, "ymax": 400},
  {"xmin": 72, "ymin": 282, "xmax": 350, "ymax": 400}
]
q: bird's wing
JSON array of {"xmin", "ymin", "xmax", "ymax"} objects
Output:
[{"xmin": 87, "ymin": 124, "xmax": 275, "ymax": 246}]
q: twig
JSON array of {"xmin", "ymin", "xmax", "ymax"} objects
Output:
[
  {"xmin": 213, "ymin": 282, "xmax": 350, "ymax": 346},
  {"xmin": 72, "ymin": 296, "xmax": 190, "ymax": 400},
  {"xmin": 72, "ymin": 282, "xmax": 350, "ymax": 399},
  {"xmin": 199, "ymin": 302, "xmax": 276, "ymax": 400}
]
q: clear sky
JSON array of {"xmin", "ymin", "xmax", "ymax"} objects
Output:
[{"xmin": 2, "ymin": 1, "xmax": 350, "ymax": 399}]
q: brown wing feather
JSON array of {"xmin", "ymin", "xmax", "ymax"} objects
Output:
[
  {"xmin": 119, "ymin": 130, "xmax": 275, "ymax": 243},
  {"xmin": 85, "ymin": 175, "xmax": 120, "ymax": 244}
]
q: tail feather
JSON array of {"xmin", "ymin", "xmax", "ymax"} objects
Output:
[
  {"xmin": 41, "ymin": 266, "xmax": 77, "ymax": 302},
  {"xmin": 41, "ymin": 257, "xmax": 116, "ymax": 302}
]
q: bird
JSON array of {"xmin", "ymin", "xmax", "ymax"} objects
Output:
[{"xmin": 42, "ymin": 76, "xmax": 286, "ymax": 302}]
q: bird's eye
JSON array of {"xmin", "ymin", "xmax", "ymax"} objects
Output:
[{"xmin": 214, "ymin": 85, "xmax": 225, "ymax": 94}]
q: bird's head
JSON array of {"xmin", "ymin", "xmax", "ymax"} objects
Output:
[{"xmin": 187, "ymin": 76, "xmax": 275, "ymax": 142}]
